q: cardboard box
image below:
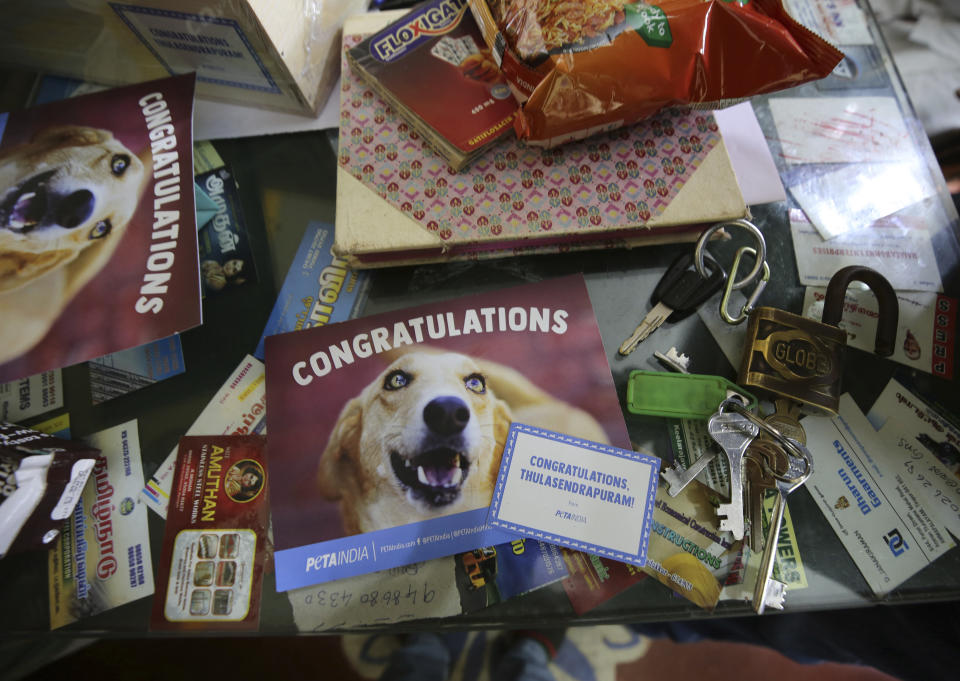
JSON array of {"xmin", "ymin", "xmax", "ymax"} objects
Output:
[{"xmin": 0, "ymin": 0, "xmax": 367, "ymax": 115}]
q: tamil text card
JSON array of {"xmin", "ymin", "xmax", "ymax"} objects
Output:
[
  {"xmin": 783, "ymin": 0, "xmax": 874, "ymax": 46},
  {"xmin": 790, "ymin": 209, "xmax": 942, "ymax": 292},
  {"xmin": 0, "ymin": 370, "xmax": 62, "ymax": 422},
  {"xmin": 140, "ymin": 355, "xmax": 266, "ymax": 518},
  {"xmin": 48, "ymin": 420, "xmax": 153, "ymax": 629},
  {"xmin": 803, "ymin": 287, "xmax": 956, "ymax": 379}
]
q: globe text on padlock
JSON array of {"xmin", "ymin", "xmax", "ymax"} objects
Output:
[{"xmin": 737, "ymin": 266, "xmax": 898, "ymax": 416}]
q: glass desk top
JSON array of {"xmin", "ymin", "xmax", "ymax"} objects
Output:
[{"xmin": 1, "ymin": 2, "xmax": 959, "ymax": 637}]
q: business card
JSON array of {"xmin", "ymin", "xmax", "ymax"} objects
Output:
[
  {"xmin": 488, "ymin": 424, "xmax": 660, "ymax": 567},
  {"xmin": 805, "ymin": 394, "xmax": 954, "ymax": 596},
  {"xmin": 866, "ymin": 378, "xmax": 960, "ymax": 539}
]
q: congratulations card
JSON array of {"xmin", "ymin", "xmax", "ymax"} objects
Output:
[
  {"xmin": 265, "ymin": 274, "xmax": 629, "ymax": 591},
  {"xmin": 0, "ymin": 74, "xmax": 200, "ymax": 381},
  {"xmin": 487, "ymin": 424, "xmax": 659, "ymax": 568}
]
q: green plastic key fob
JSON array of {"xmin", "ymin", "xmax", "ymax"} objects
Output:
[{"xmin": 625, "ymin": 371, "xmax": 757, "ymax": 419}]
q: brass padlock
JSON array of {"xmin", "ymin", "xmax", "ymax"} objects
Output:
[{"xmin": 737, "ymin": 266, "xmax": 899, "ymax": 416}]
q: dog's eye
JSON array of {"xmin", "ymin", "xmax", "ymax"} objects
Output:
[
  {"xmin": 464, "ymin": 373, "xmax": 486, "ymax": 394},
  {"xmin": 384, "ymin": 370, "xmax": 411, "ymax": 390},
  {"xmin": 89, "ymin": 220, "xmax": 112, "ymax": 239},
  {"xmin": 111, "ymin": 154, "xmax": 131, "ymax": 177}
]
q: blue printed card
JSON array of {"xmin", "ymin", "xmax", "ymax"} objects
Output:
[
  {"xmin": 254, "ymin": 222, "xmax": 371, "ymax": 360},
  {"xmin": 488, "ymin": 424, "xmax": 660, "ymax": 567}
]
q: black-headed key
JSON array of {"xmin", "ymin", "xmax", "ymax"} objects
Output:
[{"xmin": 619, "ymin": 250, "xmax": 726, "ymax": 356}]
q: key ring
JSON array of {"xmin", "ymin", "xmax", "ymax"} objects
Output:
[
  {"xmin": 694, "ymin": 219, "xmax": 767, "ymax": 291},
  {"xmin": 718, "ymin": 399, "xmax": 812, "ymax": 483}
]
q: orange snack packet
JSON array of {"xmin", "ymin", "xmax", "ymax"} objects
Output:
[{"xmin": 468, "ymin": 0, "xmax": 844, "ymax": 146}]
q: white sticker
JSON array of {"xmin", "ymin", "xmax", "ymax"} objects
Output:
[
  {"xmin": 51, "ymin": 458, "xmax": 95, "ymax": 521},
  {"xmin": 111, "ymin": 4, "xmax": 282, "ymax": 94}
]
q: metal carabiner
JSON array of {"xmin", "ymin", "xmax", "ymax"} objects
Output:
[
  {"xmin": 720, "ymin": 246, "xmax": 769, "ymax": 324},
  {"xmin": 694, "ymin": 219, "xmax": 767, "ymax": 291}
]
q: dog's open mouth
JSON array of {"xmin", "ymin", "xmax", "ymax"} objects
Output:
[
  {"xmin": 391, "ymin": 448, "xmax": 470, "ymax": 507},
  {"xmin": 0, "ymin": 169, "xmax": 56, "ymax": 233}
]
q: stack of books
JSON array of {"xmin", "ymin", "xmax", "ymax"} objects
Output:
[{"xmin": 335, "ymin": 5, "xmax": 748, "ymax": 267}]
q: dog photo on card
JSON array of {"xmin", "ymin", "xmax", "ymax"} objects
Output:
[
  {"xmin": 264, "ymin": 274, "xmax": 630, "ymax": 591},
  {"xmin": 0, "ymin": 75, "xmax": 200, "ymax": 382},
  {"xmin": 0, "ymin": 74, "xmax": 201, "ymax": 382}
]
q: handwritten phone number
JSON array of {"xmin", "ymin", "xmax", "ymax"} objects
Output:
[
  {"xmin": 302, "ymin": 582, "xmax": 437, "ymax": 608},
  {"xmin": 903, "ymin": 460, "xmax": 960, "ymax": 516}
]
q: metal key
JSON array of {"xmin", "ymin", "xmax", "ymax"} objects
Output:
[
  {"xmin": 707, "ymin": 409, "xmax": 759, "ymax": 540},
  {"xmin": 619, "ymin": 251, "xmax": 726, "ymax": 355},
  {"xmin": 662, "ymin": 448, "xmax": 718, "ymax": 497},
  {"xmin": 653, "ymin": 346, "xmax": 691, "ymax": 373},
  {"xmin": 762, "ymin": 399, "xmax": 807, "ymax": 445},
  {"xmin": 743, "ymin": 441, "xmax": 786, "ymax": 552},
  {"xmin": 753, "ymin": 443, "xmax": 812, "ymax": 614}
]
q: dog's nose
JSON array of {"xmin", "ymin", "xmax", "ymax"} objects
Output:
[
  {"xmin": 423, "ymin": 397, "xmax": 471, "ymax": 435},
  {"xmin": 55, "ymin": 190, "xmax": 95, "ymax": 229}
]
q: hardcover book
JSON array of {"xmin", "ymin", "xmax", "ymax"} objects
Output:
[
  {"xmin": 265, "ymin": 274, "xmax": 630, "ymax": 591},
  {"xmin": 346, "ymin": 0, "xmax": 518, "ymax": 171},
  {"xmin": 334, "ymin": 12, "xmax": 748, "ymax": 268}
]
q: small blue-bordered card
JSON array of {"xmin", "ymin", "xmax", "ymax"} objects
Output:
[{"xmin": 488, "ymin": 423, "xmax": 660, "ymax": 567}]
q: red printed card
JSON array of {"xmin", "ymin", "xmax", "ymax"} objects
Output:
[{"xmin": 151, "ymin": 435, "xmax": 268, "ymax": 631}]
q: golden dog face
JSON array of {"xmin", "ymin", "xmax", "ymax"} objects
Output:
[
  {"xmin": 318, "ymin": 352, "xmax": 513, "ymax": 534},
  {"xmin": 0, "ymin": 125, "xmax": 145, "ymax": 293}
]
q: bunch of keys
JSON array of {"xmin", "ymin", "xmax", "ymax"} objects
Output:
[
  {"xmin": 709, "ymin": 399, "xmax": 812, "ymax": 614},
  {"xmin": 663, "ymin": 395, "xmax": 813, "ymax": 614}
]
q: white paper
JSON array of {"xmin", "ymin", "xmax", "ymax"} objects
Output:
[
  {"xmin": 783, "ymin": 0, "xmax": 875, "ymax": 45},
  {"xmin": 804, "ymin": 395, "xmax": 954, "ymax": 595},
  {"xmin": 790, "ymin": 209, "xmax": 942, "ymax": 292},
  {"xmin": 867, "ymin": 379, "xmax": 960, "ymax": 539},
  {"xmin": 788, "ymin": 162, "xmax": 934, "ymax": 239},
  {"xmin": 193, "ymin": 81, "xmax": 341, "ymax": 141},
  {"xmin": 140, "ymin": 355, "xmax": 266, "ymax": 517},
  {"xmin": 0, "ymin": 370, "xmax": 63, "ymax": 423},
  {"xmin": 288, "ymin": 559, "xmax": 462, "ymax": 631},
  {"xmin": 803, "ymin": 287, "xmax": 957, "ymax": 378},
  {"xmin": 909, "ymin": 14, "xmax": 960, "ymax": 61},
  {"xmin": 713, "ymin": 103, "xmax": 786, "ymax": 205},
  {"xmin": 770, "ymin": 97, "xmax": 914, "ymax": 164}
]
